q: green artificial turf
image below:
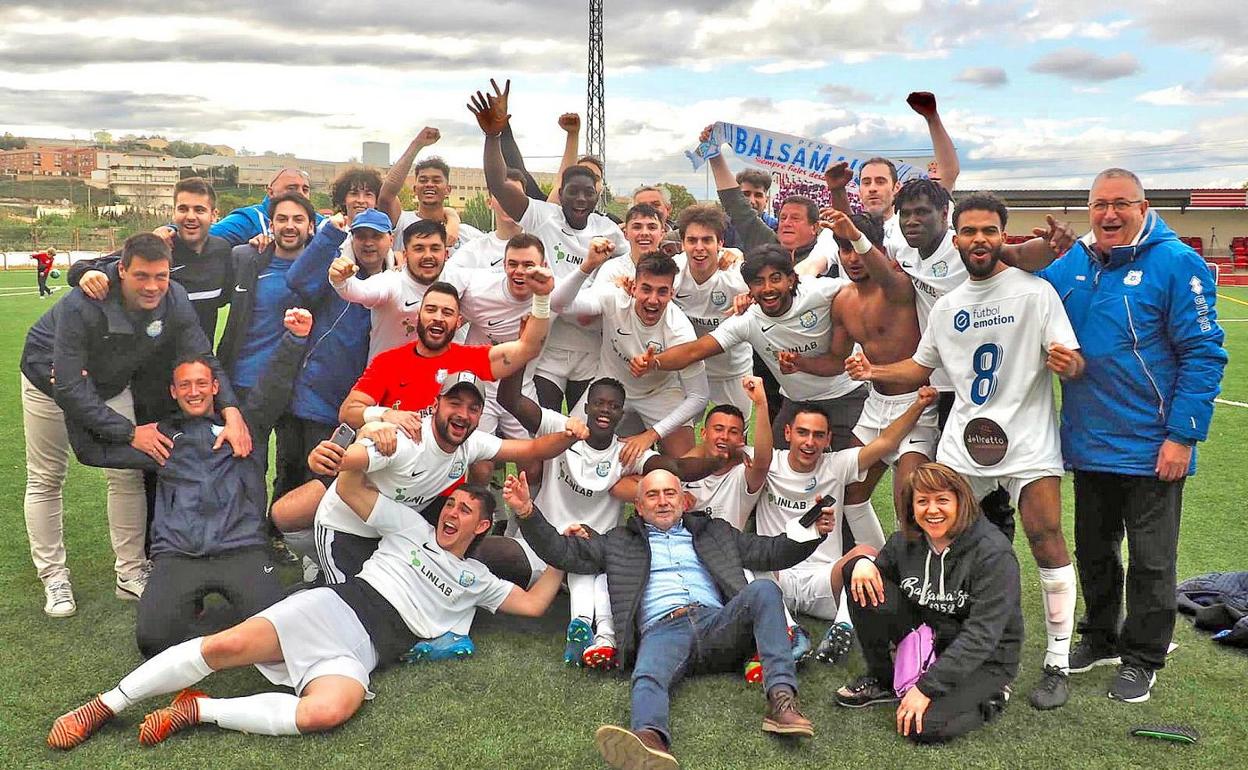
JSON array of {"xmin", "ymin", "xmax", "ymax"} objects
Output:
[{"xmin": 0, "ymin": 271, "xmax": 1244, "ymax": 769}]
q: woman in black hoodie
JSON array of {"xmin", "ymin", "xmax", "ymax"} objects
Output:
[{"xmin": 833, "ymin": 462, "xmax": 1023, "ymax": 743}]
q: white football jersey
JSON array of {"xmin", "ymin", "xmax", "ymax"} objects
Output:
[
  {"xmin": 710, "ymin": 277, "xmax": 855, "ymax": 400},
  {"xmin": 394, "ymin": 210, "xmax": 484, "ymax": 256},
  {"xmin": 358, "ymin": 499, "xmax": 513, "ymax": 638},
  {"xmin": 672, "ymin": 253, "xmax": 753, "ymax": 380},
  {"xmin": 458, "ymin": 270, "xmax": 528, "ymax": 347},
  {"xmin": 532, "ymin": 410, "xmax": 656, "ymax": 532},
  {"xmin": 754, "ymin": 448, "xmax": 865, "ymax": 565},
  {"xmin": 519, "ymin": 199, "xmax": 628, "ymax": 353},
  {"xmin": 596, "ymin": 287, "xmax": 704, "ymax": 400},
  {"xmin": 912, "ymin": 266, "xmax": 1078, "ymax": 477},
  {"xmin": 682, "ymin": 448, "xmax": 760, "ymax": 530},
  {"xmin": 889, "ymin": 228, "xmax": 967, "ymax": 390},
  {"xmin": 314, "ymin": 418, "xmax": 502, "ymax": 538},
  {"xmin": 450, "ymin": 231, "xmax": 508, "ymax": 272}
]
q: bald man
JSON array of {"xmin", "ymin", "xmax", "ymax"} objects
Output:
[
  {"xmin": 211, "ymin": 168, "xmax": 326, "ymax": 246},
  {"xmin": 512, "ymin": 467, "xmax": 851, "ymax": 769}
]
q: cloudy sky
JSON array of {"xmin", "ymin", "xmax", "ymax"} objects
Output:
[{"xmin": 1, "ymin": 0, "xmax": 1245, "ymax": 196}]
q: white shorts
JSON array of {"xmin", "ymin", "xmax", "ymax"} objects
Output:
[
  {"xmin": 533, "ymin": 345, "xmax": 598, "ymax": 391},
  {"xmin": 965, "ymin": 470, "xmax": 1063, "ymax": 508},
  {"xmin": 851, "ymin": 388, "xmax": 940, "ymax": 465},
  {"xmin": 708, "ymin": 376, "xmax": 753, "ymax": 414},
  {"xmin": 478, "ymin": 379, "xmax": 533, "ymax": 439},
  {"xmin": 572, "ymin": 387, "xmax": 696, "ymax": 435},
  {"xmin": 771, "ymin": 564, "xmax": 839, "ymax": 621},
  {"xmin": 255, "ymin": 587, "xmax": 379, "ymax": 698}
]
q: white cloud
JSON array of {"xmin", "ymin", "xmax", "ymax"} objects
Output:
[
  {"xmin": 954, "ymin": 67, "xmax": 1009, "ymax": 87},
  {"xmin": 1136, "ymin": 85, "xmax": 1206, "ymax": 106}
]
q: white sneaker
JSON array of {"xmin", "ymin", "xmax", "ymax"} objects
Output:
[
  {"xmin": 44, "ymin": 580, "xmax": 77, "ymax": 617},
  {"xmin": 115, "ymin": 563, "xmax": 151, "ymax": 601}
]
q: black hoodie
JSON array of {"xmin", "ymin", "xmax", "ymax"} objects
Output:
[{"xmin": 872, "ymin": 514, "xmax": 1024, "ymax": 699}]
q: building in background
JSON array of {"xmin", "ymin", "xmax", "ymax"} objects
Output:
[
  {"xmin": 362, "ymin": 141, "xmax": 390, "ymax": 166},
  {"xmin": 90, "ymin": 150, "xmax": 179, "ymax": 211},
  {"xmin": 0, "ymin": 146, "xmax": 98, "ymax": 177}
]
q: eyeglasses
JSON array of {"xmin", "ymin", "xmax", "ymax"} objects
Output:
[{"xmin": 1088, "ymin": 199, "xmax": 1143, "ymax": 213}]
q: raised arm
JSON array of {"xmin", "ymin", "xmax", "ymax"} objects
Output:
[
  {"xmin": 740, "ymin": 375, "xmax": 773, "ymax": 493},
  {"xmin": 287, "ymin": 215, "xmax": 348, "ymax": 306},
  {"xmin": 487, "ymin": 266, "xmax": 553, "ymax": 379},
  {"xmin": 826, "ymin": 209, "xmax": 912, "ymax": 301},
  {"xmin": 329, "ymin": 258, "xmax": 396, "ymax": 309},
  {"xmin": 907, "ymin": 92, "xmax": 960, "ymax": 192},
  {"xmin": 1000, "ymin": 215, "xmax": 1078, "ymax": 272},
  {"xmin": 638, "ymin": 334, "xmax": 724, "ymax": 376},
  {"xmin": 243, "ymin": 310, "xmax": 312, "ymax": 435},
  {"xmin": 546, "ymin": 113, "xmax": 581, "ymax": 204},
  {"xmin": 493, "ymin": 417, "xmax": 587, "ymax": 463},
  {"xmin": 379, "ymin": 127, "xmax": 442, "ymax": 227},
  {"xmin": 498, "ymin": 123, "xmax": 545, "ymax": 200},
  {"xmin": 469, "ymin": 78, "xmax": 530, "ymax": 222},
  {"xmin": 496, "ymin": 367, "xmax": 542, "ymax": 435},
  {"xmin": 857, "ymin": 386, "xmax": 937, "ymax": 471},
  {"xmin": 549, "ymin": 238, "xmax": 614, "ymax": 315}
]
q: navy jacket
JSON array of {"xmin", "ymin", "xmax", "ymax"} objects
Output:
[
  {"xmin": 74, "ymin": 331, "xmax": 307, "ymax": 557},
  {"xmin": 285, "ymin": 224, "xmax": 375, "ymax": 426},
  {"xmin": 21, "ymin": 263, "xmax": 237, "ymax": 448}
]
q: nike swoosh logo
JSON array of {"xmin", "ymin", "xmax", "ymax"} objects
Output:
[
  {"xmin": 263, "ymin": 566, "xmax": 274, "ymax": 574},
  {"xmin": 760, "ymin": 324, "xmax": 775, "ymax": 332},
  {"xmin": 257, "ymin": 273, "xmax": 273, "ymax": 280},
  {"xmin": 487, "ymin": 319, "xmax": 504, "ymax": 326},
  {"xmin": 1054, "ymin": 636, "xmax": 1069, "ymax": 642},
  {"xmin": 422, "ymin": 542, "xmax": 440, "ymax": 555},
  {"xmin": 675, "ymin": 293, "xmax": 691, "ymax": 299},
  {"xmin": 908, "ymin": 438, "xmax": 924, "ymax": 444},
  {"xmin": 489, "ymin": 258, "xmax": 504, "ymax": 267},
  {"xmin": 170, "ymin": 264, "xmax": 187, "ymax": 273},
  {"xmin": 234, "ymin": 285, "xmax": 248, "ymax": 292},
  {"xmin": 616, "ymin": 328, "xmax": 631, "ymax": 336},
  {"xmin": 404, "ymin": 300, "xmax": 419, "ymax": 307},
  {"xmin": 410, "ymin": 470, "xmax": 426, "ymax": 478}
]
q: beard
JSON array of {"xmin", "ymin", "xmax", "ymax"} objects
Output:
[
  {"xmin": 961, "ymin": 245, "xmax": 1003, "ymax": 279},
  {"xmin": 416, "ymin": 317, "xmax": 452, "ymax": 350}
]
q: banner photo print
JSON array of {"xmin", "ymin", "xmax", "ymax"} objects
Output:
[{"xmin": 687, "ymin": 121, "xmax": 933, "ymax": 210}]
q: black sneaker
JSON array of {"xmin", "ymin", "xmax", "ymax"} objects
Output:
[
  {"xmin": 834, "ymin": 676, "xmax": 898, "ymax": 709},
  {"xmin": 1108, "ymin": 664, "xmax": 1156, "ymax": 703},
  {"xmin": 815, "ymin": 621, "xmax": 855, "ymax": 665},
  {"xmin": 1028, "ymin": 665, "xmax": 1070, "ymax": 710},
  {"xmin": 1068, "ymin": 639, "xmax": 1121, "ymax": 673}
]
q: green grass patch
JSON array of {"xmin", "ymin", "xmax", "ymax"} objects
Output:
[{"xmin": 0, "ymin": 272, "xmax": 1244, "ymax": 769}]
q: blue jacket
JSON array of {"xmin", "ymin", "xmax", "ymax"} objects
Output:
[
  {"xmin": 74, "ymin": 331, "xmax": 306, "ymax": 557},
  {"xmin": 285, "ymin": 224, "xmax": 375, "ymax": 425},
  {"xmin": 210, "ymin": 195, "xmax": 326, "ymax": 247},
  {"xmin": 1038, "ymin": 211, "xmax": 1227, "ymax": 475}
]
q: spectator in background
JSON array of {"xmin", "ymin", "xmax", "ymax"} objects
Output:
[
  {"xmin": 20, "ymin": 233, "xmax": 249, "ymax": 617},
  {"xmin": 632, "ymin": 185, "xmax": 675, "ymax": 232},
  {"xmin": 725, "ymin": 169, "xmax": 777, "ymax": 249},
  {"xmin": 211, "ymin": 168, "xmax": 325, "ymax": 247},
  {"xmin": 31, "ymin": 246, "xmax": 56, "ymax": 297}
]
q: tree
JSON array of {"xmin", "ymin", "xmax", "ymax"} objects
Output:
[
  {"xmin": 660, "ymin": 183, "xmax": 696, "ymax": 218},
  {"xmin": 0, "ymin": 132, "xmax": 25, "ymax": 150},
  {"xmin": 461, "ymin": 193, "xmax": 494, "ymax": 232},
  {"xmin": 166, "ymin": 140, "xmax": 219, "ymax": 158},
  {"xmin": 93, "ymin": 130, "xmax": 113, "ymax": 147}
]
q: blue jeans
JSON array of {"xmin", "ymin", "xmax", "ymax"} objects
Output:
[{"xmin": 630, "ymin": 580, "xmax": 796, "ymax": 744}]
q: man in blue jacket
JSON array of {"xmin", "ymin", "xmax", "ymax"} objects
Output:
[
  {"xmin": 210, "ymin": 168, "xmax": 326, "ymax": 246},
  {"xmin": 1036, "ymin": 168, "xmax": 1227, "ymax": 703},
  {"xmin": 75, "ymin": 309, "xmax": 314, "ymax": 657},
  {"xmin": 279, "ymin": 209, "xmax": 390, "ymax": 516}
]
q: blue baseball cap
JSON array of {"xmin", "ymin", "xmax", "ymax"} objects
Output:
[{"xmin": 349, "ymin": 208, "xmax": 393, "ymax": 234}]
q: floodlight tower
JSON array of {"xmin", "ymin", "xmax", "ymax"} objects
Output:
[{"xmin": 587, "ymin": 0, "xmax": 606, "ymax": 209}]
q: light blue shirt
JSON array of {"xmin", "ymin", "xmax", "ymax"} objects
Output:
[{"xmin": 639, "ymin": 521, "xmax": 723, "ymax": 632}]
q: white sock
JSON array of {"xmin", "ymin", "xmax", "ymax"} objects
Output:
[
  {"xmin": 834, "ymin": 589, "xmax": 852, "ymax": 626},
  {"xmin": 1038, "ymin": 564, "xmax": 1077, "ymax": 671},
  {"xmin": 843, "ymin": 501, "xmax": 885, "ymax": 549},
  {"xmin": 100, "ymin": 638, "xmax": 213, "ymax": 713},
  {"xmin": 568, "ymin": 572, "xmax": 595, "ymax": 625},
  {"xmin": 198, "ymin": 693, "xmax": 301, "ymax": 736},
  {"xmin": 592, "ymin": 573, "xmax": 615, "ymax": 641}
]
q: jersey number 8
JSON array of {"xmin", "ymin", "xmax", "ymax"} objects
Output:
[{"xmin": 970, "ymin": 343, "xmax": 1002, "ymax": 406}]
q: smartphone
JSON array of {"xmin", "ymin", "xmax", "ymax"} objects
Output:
[
  {"xmin": 329, "ymin": 423, "xmax": 356, "ymax": 449},
  {"xmin": 799, "ymin": 495, "xmax": 835, "ymax": 528}
]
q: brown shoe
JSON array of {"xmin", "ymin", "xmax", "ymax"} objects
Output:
[
  {"xmin": 762, "ymin": 687, "xmax": 814, "ymax": 737},
  {"xmin": 595, "ymin": 724, "xmax": 679, "ymax": 770}
]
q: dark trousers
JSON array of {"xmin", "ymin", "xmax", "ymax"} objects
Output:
[
  {"xmin": 1073, "ymin": 470, "xmax": 1183, "ymax": 670},
  {"xmin": 845, "ymin": 566, "xmax": 1012, "ymax": 744},
  {"xmin": 136, "ymin": 548, "xmax": 285, "ymax": 658},
  {"xmin": 771, "ymin": 384, "xmax": 869, "ymax": 451},
  {"xmin": 273, "ymin": 414, "xmax": 336, "ymax": 504},
  {"xmin": 752, "ymin": 352, "xmax": 783, "ymax": 428},
  {"xmin": 37, "ymin": 268, "xmax": 51, "ymax": 296},
  {"xmin": 631, "ymin": 581, "xmax": 796, "ymax": 745}
]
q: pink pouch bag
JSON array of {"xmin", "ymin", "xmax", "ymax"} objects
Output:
[{"xmin": 893, "ymin": 623, "xmax": 937, "ymax": 696}]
